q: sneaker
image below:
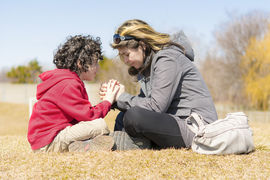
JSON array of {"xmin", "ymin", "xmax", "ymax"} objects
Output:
[
  {"xmin": 68, "ymin": 135, "xmax": 115, "ymax": 152},
  {"xmin": 110, "ymin": 131, "xmax": 152, "ymax": 151}
]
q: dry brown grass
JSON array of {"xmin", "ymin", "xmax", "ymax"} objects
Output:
[
  {"xmin": 0, "ymin": 102, "xmax": 28, "ymax": 136},
  {"xmin": 1, "ymin": 102, "xmax": 270, "ymax": 179}
]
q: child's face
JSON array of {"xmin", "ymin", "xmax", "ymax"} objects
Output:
[{"xmin": 79, "ymin": 62, "xmax": 99, "ymax": 81}]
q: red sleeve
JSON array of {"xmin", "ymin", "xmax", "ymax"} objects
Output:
[{"xmin": 56, "ymin": 81, "xmax": 111, "ymax": 121}]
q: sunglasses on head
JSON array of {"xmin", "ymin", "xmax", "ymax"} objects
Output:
[{"xmin": 113, "ymin": 34, "xmax": 136, "ymax": 44}]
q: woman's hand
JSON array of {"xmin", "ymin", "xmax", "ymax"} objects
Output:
[
  {"xmin": 99, "ymin": 79, "xmax": 125, "ymax": 102},
  {"xmin": 116, "ymin": 84, "xmax": 125, "ymax": 101},
  {"xmin": 101, "ymin": 80, "xmax": 120, "ymax": 104},
  {"xmin": 99, "ymin": 80, "xmax": 118, "ymax": 100}
]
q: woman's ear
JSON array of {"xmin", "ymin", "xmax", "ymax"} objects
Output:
[
  {"xmin": 143, "ymin": 44, "xmax": 146, "ymax": 51},
  {"xmin": 139, "ymin": 41, "xmax": 146, "ymax": 51}
]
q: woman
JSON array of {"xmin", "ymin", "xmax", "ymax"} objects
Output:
[{"xmin": 102, "ymin": 19, "xmax": 218, "ymax": 150}]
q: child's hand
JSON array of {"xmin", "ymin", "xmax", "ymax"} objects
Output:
[
  {"xmin": 99, "ymin": 79, "xmax": 120, "ymax": 100},
  {"xmin": 102, "ymin": 80, "xmax": 120, "ymax": 104},
  {"xmin": 99, "ymin": 82, "xmax": 108, "ymax": 100}
]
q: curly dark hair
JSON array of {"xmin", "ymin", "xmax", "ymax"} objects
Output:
[{"xmin": 53, "ymin": 35, "xmax": 103, "ymax": 75}]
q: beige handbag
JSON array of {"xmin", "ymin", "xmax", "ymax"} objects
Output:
[{"xmin": 186, "ymin": 112, "xmax": 255, "ymax": 155}]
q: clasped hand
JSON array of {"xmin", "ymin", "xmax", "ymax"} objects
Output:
[{"xmin": 99, "ymin": 79, "xmax": 125, "ymax": 104}]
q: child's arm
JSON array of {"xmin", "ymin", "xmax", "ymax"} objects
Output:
[{"xmin": 55, "ymin": 81, "xmax": 112, "ymax": 122}]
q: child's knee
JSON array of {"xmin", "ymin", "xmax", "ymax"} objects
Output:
[
  {"xmin": 88, "ymin": 118, "xmax": 110, "ymax": 135},
  {"xmin": 94, "ymin": 118, "xmax": 108, "ymax": 129}
]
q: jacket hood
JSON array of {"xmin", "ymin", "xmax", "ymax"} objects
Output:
[
  {"xmin": 36, "ymin": 69, "xmax": 81, "ymax": 100},
  {"xmin": 171, "ymin": 30, "xmax": 194, "ymax": 61}
]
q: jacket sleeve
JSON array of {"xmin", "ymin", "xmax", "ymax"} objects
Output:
[
  {"xmin": 117, "ymin": 54, "xmax": 183, "ymax": 113},
  {"xmin": 112, "ymin": 88, "xmax": 145, "ymax": 111},
  {"xmin": 56, "ymin": 81, "xmax": 111, "ymax": 121}
]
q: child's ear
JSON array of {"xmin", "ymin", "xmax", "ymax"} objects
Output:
[{"xmin": 77, "ymin": 60, "xmax": 82, "ymax": 68}]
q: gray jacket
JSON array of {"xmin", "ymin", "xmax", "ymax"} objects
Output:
[{"xmin": 117, "ymin": 38, "xmax": 217, "ymax": 124}]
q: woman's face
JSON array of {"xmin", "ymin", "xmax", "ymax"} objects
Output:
[{"xmin": 117, "ymin": 46, "xmax": 144, "ymax": 69}]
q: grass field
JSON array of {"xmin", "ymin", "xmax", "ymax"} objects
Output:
[{"xmin": 0, "ymin": 102, "xmax": 270, "ymax": 179}]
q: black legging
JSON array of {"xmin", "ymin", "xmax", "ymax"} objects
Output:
[{"xmin": 114, "ymin": 106, "xmax": 194, "ymax": 149}]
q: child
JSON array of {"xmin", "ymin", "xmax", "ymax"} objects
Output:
[{"xmin": 27, "ymin": 35, "xmax": 119, "ymax": 152}]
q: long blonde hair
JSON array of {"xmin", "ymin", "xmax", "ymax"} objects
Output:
[
  {"xmin": 112, "ymin": 19, "xmax": 184, "ymax": 76},
  {"xmin": 112, "ymin": 19, "xmax": 176, "ymax": 51}
]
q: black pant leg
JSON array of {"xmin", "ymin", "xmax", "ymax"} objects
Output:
[
  {"xmin": 114, "ymin": 111, "xmax": 125, "ymax": 131},
  {"xmin": 123, "ymin": 106, "xmax": 186, "ymax": 149}
]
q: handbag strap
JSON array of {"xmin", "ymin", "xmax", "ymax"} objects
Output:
[{"xmin": 186, "ymin": 112, "xmax": 205, "ymax": 135}]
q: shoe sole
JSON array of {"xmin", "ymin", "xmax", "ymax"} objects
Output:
[
  {"xmin": 68, "ymin": 135, "xmax": 115, "ymax": 152},
  {"xmin": 110, "ymin": 131, "xmax": 152, "ymax": 151}
]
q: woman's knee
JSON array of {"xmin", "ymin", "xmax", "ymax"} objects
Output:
[{"xmin": 123, "ymin": 106, "xmax": 144, "ymax": 130}]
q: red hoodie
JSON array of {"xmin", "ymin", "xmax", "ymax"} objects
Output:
[{"xmin": 27, "ymin": 69, "xmax": 111, "ymax": 150}]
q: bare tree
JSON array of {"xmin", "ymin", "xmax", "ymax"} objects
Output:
[
  {"xmin": 199, "ymin": 50, "xmax": 228, "ymax": 102},
  {"xmin": 171, "ymin": 30, "xmax": 208, "ymax": 63},
  {"xmin": 212, "ymin": 11, "xmax": 269, "ymax": 105}
]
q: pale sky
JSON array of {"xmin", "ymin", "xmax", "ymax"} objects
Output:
[{"xmin": 1, "ymin": 0, "xmax": 270, "ymax": 70}]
